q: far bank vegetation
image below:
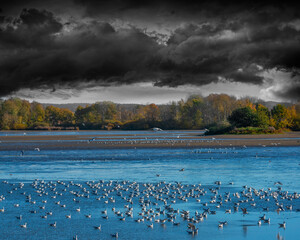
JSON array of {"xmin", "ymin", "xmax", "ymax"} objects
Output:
[{"xmin": 0, "ymin": 94, "xmax": 299, "ymax": 134}]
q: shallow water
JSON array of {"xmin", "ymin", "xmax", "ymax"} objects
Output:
[{"xmin": 0, "ymin": 146, "xmax": 299, "ymax": 239}]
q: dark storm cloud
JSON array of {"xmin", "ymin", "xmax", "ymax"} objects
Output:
[
  {"xmin": 0, "ymin": 9, "xmax": 161, "ymax": 95},
  {"xmin": 73, "ymin": 0, "xmax": 300, "ymax": 17},
  {"xmin": 0, "ymin": 0, "xmax": 300, "ymax": 100},
  {"xmin": 0, "ymin": 8, "xmax": 62, "ymax": 48}
]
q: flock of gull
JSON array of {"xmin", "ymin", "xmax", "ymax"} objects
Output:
[
  {"xmin": 0, "ymin": 178, "xmax": 299, "ymax": 239},
  {"xmin": 86, "ymin": 136, "xmax": 220, "ymax": 146}
]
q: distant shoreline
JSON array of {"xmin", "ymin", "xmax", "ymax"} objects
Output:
[
  {"xmin": 0, "ymin": 131, "xmax": 299, "ymax": 151},
  {"xmin": 0, "ymin": 129, "xmax": 203, "ymax": 132}
]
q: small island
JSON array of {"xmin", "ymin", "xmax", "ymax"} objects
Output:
[{"xmin": 206, "ymin": 103, "xmax": 299, "ymax": 135}]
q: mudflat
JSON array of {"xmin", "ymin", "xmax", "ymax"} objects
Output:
[{"xmin": 0, "ymin": 131, "xmax": 299, "ymax": 151}]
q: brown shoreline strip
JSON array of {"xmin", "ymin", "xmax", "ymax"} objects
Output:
[{"xmin": 0, "ymin": 132, "xmax": 299, "ymax": 151}]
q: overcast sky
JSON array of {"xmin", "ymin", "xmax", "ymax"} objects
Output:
[{"xmin": 1, "ymin": 0, "xmax": 300, "ymax": 104}]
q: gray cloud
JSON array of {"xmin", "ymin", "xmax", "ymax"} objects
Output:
[
  {"xmin": 270, "ymin": 76, "xmax": 300, "ymax": 101},
  {"xmin": 0, "ymin": 0, "xmax": 299, "ymax": 101}
]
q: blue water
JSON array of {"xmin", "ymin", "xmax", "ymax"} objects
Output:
[{"xmin": 0, "ymin": 145, "xmax": 299, "ymax": 239}]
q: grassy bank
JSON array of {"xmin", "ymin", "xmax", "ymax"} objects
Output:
[{"xmin": 205, "ymin": 125, "xmax": 288, "ymax": 135}]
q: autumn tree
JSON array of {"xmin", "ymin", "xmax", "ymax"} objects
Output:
[
  {"xmin": 292, "ymin": 102, "xmax": 300, "ymax": 130},
  {"xmin": 134, "ymin": 105, "xmax": 146, "ymax": 120},
  {"xmin": 0, "ymin": 94, "xmax": 299, "ymax": 131},
  {"xmin": 46, "ymin": 106, "xmax": 74, "ymax": 126},
  {"xmin": 144, "ymin": 103, "xmax": 160, "ymax": 122},
  {"xmin": 31, "ymin": 102, "xmax": 45, "ymax": 124},
  {"xmin": 60, "ymin": 108, "xmax": 75, "ymax": 125},
  {"xmin": 203, "ymin": 94, "xmax": 237, "ymax": 124},
  {"xmin": 75, "ymin": 102, "xmax": 117, "ymax": 128},
  {"xmin": 0, "ymin": 98, "xmax": 31, "ymax": 129},
  {"xmin": 45, "ymin": 106, "xmax": 61, "ymax": 126},
  {"xmin": 271, "ymin": 104, "xmax": 294, "ymax": 129}
]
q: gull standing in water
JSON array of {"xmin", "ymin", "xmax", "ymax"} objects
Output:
[
  {"xmin": 50, "ymin": 222, "xmax": 56, "ymax": 227},
  {"xmin": 94, "ymin": 224, "xmax": 101, "ymax": 230},
  {"xmin": 278, "ymin": 221, "xmax": 286, "ymax": 229},
  {"xmin": 111, "ymin": 232, "xmax": 118, "ymax": 238},
  {"xmin": 20, "ymin": 223, "xmax": 27, "ymax": 228}
]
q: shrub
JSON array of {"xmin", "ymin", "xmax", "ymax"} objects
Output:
[
  {"xmin": 229, "ymin": 127, "xmax": 278, "ymax": 134},
  {"xmin": 205, "ymin": 122, "xmax": 233, "ymax": 135},
  {"xmin": 12, "ymin": 123, "xmax": 27, "ymax": 130}
]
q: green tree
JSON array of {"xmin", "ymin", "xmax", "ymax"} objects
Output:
[
  {"xmin": 256, "ymin": 104, "xmax": 270, "ymax": 127},
  {"xmin": 179, "ymin": 96, "xmax": 203, "ymax": 129},
  {"xmin": 228, "ymin": 107, "xmax": 259, "ymax": 127}
]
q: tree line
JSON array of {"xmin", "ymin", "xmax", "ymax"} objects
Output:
[{"xmin": 0, "ymin": 95, "xmax": 299, "ymax": 133}]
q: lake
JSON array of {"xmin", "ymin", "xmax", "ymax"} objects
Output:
[{"xmin": 0, "ymin": 133, "xmax": 299, "ymax": 239}]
